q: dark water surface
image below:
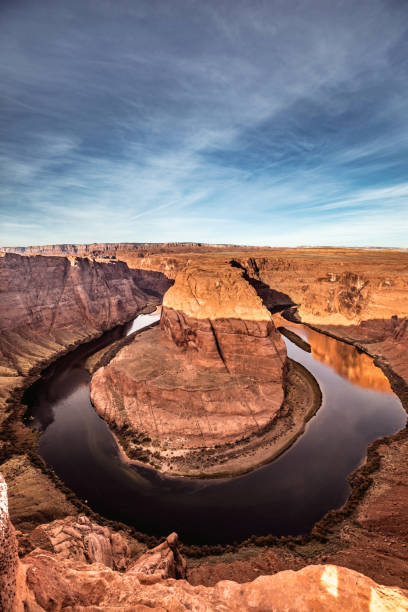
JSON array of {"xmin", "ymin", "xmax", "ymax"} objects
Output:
[{"xmin": 24, "ymin": 314, "xmax": 406, "ymax": 545}]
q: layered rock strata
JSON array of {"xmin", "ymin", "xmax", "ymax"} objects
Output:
[
  {"xmin": 2, "ymin": 474, "xmax": 408, "ymax": 612},
  {"xmin": 28, "ymin": 514, "xmax": 132, "ymax": 571},
  {"xmin": 19, "ymin": 556, "xmax": 408, "ymax": 611},
  {"xmin": 128, "ymin": 532, "xmax": 187, "ymax": 580},
  {"xmin": 0, "ymin": 252, "xmax": 160, "ymax": 534},
  {"xmin": 237, "ymin": 251, "xmax": 408, "ymax": 325},
  {"xmin": 90, "ymin": 264, "xmax": 288, "ymax": 474},
  {"xmin": 1, "ymin": 242, "xmax": 246, "ymax": 258},
  {"xmin": 5, "ymin": 245, "xmax": 407, "ymax": 327},
  {"xmin": 0, "ymin": 472, "xmax": 19, "ymax": 612},
  {"xmin": 127, "ymin": 248, "xmax": 408, "ymax": 325},
  {"xmin": 0, "ymin": 252, "xmax": 158, "ymax": 425},
  {"xmin": 1, "ymin": 245, "xmax": 408, "ymax": 595},
  {"xmin": 185, "ymin": 314, "xmax": 408, "ymax": 589},
  {"xmin": 0, "ymin": 455, "xmax": 77, "ymax": 532}
]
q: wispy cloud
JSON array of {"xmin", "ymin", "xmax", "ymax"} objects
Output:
[
  {"xmin": 302, "ymin": 184, "xmax": 408, "ymax": 212},
  {"xmin": 0, "ymin": 0, "xmax": 407, "ymax": 246}
]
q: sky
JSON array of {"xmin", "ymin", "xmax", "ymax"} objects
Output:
[{"xmin": 0, "ymin": 0, "xmax": 407, "ymax": 247}]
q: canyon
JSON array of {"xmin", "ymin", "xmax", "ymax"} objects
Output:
[
  {"xmin": 1, "ymin": 243, "xmax": 408, "ymax": 610},
  {"xmin": 2, "ymin": 473, "xmax": 408, "ymax": 611},
  {"xmin": 89, "ymin": 262, "xmax": 296, "ymax": 475},
  {"xmin": 0, "ymin": 252, "xmax": 163, "ymax": 426}
]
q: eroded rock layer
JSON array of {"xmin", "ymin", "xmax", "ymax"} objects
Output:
[
  {"xmin": 19, "ymin": 557, "xmax": 408, "ymax": 612},
  {"xmin": 0, "ymin": 252, "xmax": 161, "ymax": 535},
  {"xmin": 127, "ymin": 248, "xmax": 408, "ymax": 325},
  {"xmin": 0, "ymin": 252, "xmax": 159, "ymax": 426},
  {"xmin": 90, "ymin": 264, "xmax": 286, "ymax": 472},
  {"xmin": 2, "ymin": 473, "xmax": 408, "ymax": 612},
  {"xmin": 7, "ymin": 245, "xmax": 405, "ymax": 327},
  {"xmin": 1, "ymin": 244, "xmax": 408, "ymax": 595}
]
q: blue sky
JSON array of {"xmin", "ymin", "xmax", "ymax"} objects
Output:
[{"xmin": 1, "ymin": 0, "xmax": 407, "ymax": 247}]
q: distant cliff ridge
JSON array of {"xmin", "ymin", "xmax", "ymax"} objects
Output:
[{"xmin": 0, "ymin": 242, "xmax": 251, "ymax": 257}]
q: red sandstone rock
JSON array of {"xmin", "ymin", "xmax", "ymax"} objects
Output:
[
  {"xmin": 0, "ymin": 473, "xmax": 19, "ymax": 612},
  {"xmin": 2, "ymin": 245, "xmax": 408, "ymax": 598},
  {"xmin": 2, "ymin": 479, "xmax": 405, "ymax": 612},
  {"xmin": 16, "ymin": 552, "xmax": 408, "ymax": 611},
  {"xmin": 0, "ymin": 253, "xmax": 158, "ymax": 426},
  {"xmin": 128, "ymin": 532, "xmax": 186, "ymax": 579},
  {"xmin": 129, "ymin": 248, "xmax": 408, "ymax": 325},
  {"xmin": 0, "ymin": 253, "xmax": 154, "ymax": 337},
  {"xmin": 90, "ymin": 264, "xmax": 286, "ymax": 468},
  {"xmin": 29, "ymin": 515, "xmax": 131, "ymax": 571},
  {"xmin": 0, "ymin": 242, "xmax": 240, "ymax": 258}
]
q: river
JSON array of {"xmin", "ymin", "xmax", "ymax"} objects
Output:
[{"xmin": 23, "ymin": 312, "xmax": 406, "ymax": 545}]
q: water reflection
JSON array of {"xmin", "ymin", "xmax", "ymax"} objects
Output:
[
  {"xmin": 124, "ymin": 310, "xmax": 160, "ymax": 335},
  {"xmin": 24, "ymin": 315, "xmax": 406, "ymax": 544},
  {"xmin": 287, "ymin": 325, "xmax": 392, "ymax": 393}
]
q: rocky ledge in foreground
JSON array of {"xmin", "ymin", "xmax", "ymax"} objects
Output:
[
  {"xmin": 90, "ymin": 262, "xmax": 317, "ymax": 476},
  {"xmin": 1, "ymin": 474, "xmax": 407, "ymax": 612}
]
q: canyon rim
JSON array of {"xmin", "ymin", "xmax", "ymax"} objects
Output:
[{"xmin": 0, "ymin": 244, "xmax": 408, "ymax": 611}]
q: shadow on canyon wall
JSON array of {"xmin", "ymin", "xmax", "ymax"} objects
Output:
[
  {"xmin": 230, "ymin": 260, "xmax": 296, "ymax": 314},
  {"xmin": 131, "ymin": 269, "xmax": 174, "ymax": 298},
  {"xmin": 21, "ymin": 319, "xmax": 136, "ymax": 432}
]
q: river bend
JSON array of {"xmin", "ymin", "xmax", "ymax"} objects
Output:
[{"xmin": 24, "ymin": 313, "xmax": 406, "ymax": 545}]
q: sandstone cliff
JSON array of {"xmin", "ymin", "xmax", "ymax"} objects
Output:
[
  {"xmin": 1, "ymin": 245, "xmax": 408, "ymax": 596},
  {"xmin": 7, "ymin": 245, "xmax": 407, "ymax": 326},
  {"xmin": 19, "ymin": 556, "xmax": 408, "ymax": 611},
  {"xmin": 0, "ymin": 253, "xmax": 159, "ymax": 427},
  {"xmin": 118, "ymin": 248, "xmax": 408, "ymax": 588},
  {"xmin": 1, "ymin": 242, "xmax": 245, "ymax": 258},
  {"xmin": 0, "ymin": 473, "xmax": 18, "ymax": 612},
  {"xmin": 90, "ymin": 263, "xmax": 287, "ymax": 474},
  {"xmin": 2, "ymin": 473, "xmax": 408, "ymax": 612},
  {"xmin": 119, "ymin": 247, "xmax": 408, "ymax": 324},
  {"xmin": 236, "ymin": 251, "xmax": 408, "ymax": 325}
]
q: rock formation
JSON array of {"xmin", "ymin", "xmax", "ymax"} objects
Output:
[
  {"xmin": 128, "ymin": 532, "xmax": 187, "ymax": 580},
  {"xmin": 0, "ymin": 454, "xmax": 77, "ymax": 532},
  {"xmin": 2, "ymin": 472, "xmax": 408, "ymax": 611},
  {"xmin": 0, "ymin": 472, "xmax": 19, "ymax": 612},
  {"xmin": 0, "ymin": 253, "xmax": 153, "ymax": 338},
  {"xmin": 90, "ymin": 263, "xmax": 287, "ymax": 474},
  {"xmin": 0, "ymin": 252, "xmax": 162, "ymax": 536},
  {"xmin": 28, "ymin": 514, "xmax": 132, "ymax": 571},
  {"xmin": 124, "ymin": 247, "xmax": 408, "ymax": 324},
  {"xmin": 236, "ymin": 252, "xmax": 408, "ymax": 325},
  {"xmin": 5, "ymin": 245, "xmax": 406, "ymax": 327},
  {"xmin": 0, "ymin": 242, "xmax": 245, "ymax": 258},
  {"xmin": 19, "ymin": 556, "xmax": 408, "ymax": 611},
  {"xmin": 0, "ymin": 252, "xmax": 159, "ymax": 427},
  {"xmin": 1, "ymin": 244, "xmax": 408, "ymax": 598},
  {"xmin": 113, "ymin": 246, "xmax": 408, "ymax": 588}
]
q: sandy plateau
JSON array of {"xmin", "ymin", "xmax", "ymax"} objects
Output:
[{"xmin": 1, "ymin": 243, "xmax": 408, "ymax": 610}]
